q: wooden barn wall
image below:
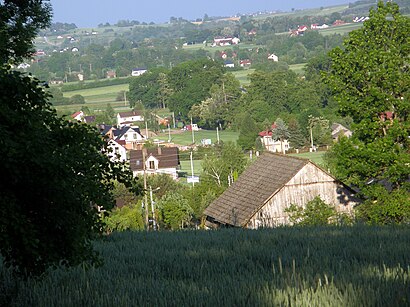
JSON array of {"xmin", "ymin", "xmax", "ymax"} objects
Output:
[{"xmin": 247, "ymin": 163, "xmax": 359, "ymax": 229}]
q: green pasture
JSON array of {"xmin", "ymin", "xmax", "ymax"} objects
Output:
[
  {"xmin": 289, "ymin": 63, "xmax": 307, "ymax": 75},
  {"xmin": 232, "ymin": 69, "xmax": 254, "ymax": 85},
  {"xmin": 182, "ymin": 43, "xmax": 260, "ymax": 52},
  {"xmin": 156, "ymin": 129, "xmax": 239, "ymax": 146},
  {"xmin": 179, "ymin": 160, "xmax": 202, "ymax": 177},
  {"xmin": 319, "ymin": 23, "xmax": 363, "ymax": 36},
  {"xmin": 289, "ymin": 151, "xmax": 326, "ymax": 166},
  {"xmin": 3, "ymin": 226, "xmax": 409, "ymax": 306},
  {"xmin": 54, "ymin": 84, "xmax": 131, "ymax": 114}
]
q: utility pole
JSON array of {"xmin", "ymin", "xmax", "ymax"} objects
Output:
[
  {"xmin": 216, "ymin": 127, "xmax": 220, "ymax": 144},
  {"xmin": 168, "ymin": 124, "xmax": 171, "ymax": 142},
  {"xmin": 142, "ymin": 149, "xmax": 149, "ymax": 230},
  {"xmin": 145, "ymin": 121, "xmax": 149, "ymax": 140},
  {"xmin": 190, "ymin": 151, "xmax": 195, "ymax": 187},
  {"xmin": 172, "ymin": 112, "xmax": 176, "ymax": 128},
  {"xmin": 149, "ymin": 186, "xmax": 158, "ymax": 231},
  {"xmin": 123, "ymin": 91, "xmax": 127, "ymax": 106},
  {"xmin": 191, "ymin": 116, "xmax": 195, "ymax": 144}
]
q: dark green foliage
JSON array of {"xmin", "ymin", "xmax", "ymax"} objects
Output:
[
  {"xmin": 325, "ymin": 2, "xmax": 410, "ymax": 224},
  {"xmin": 128, "ymin": 68, "xmax": 170, "ymax": 109},
  {"xmin": 237, "ymin": 113, "xmax": 260, "ymax": 150},
  {"xmin": 0, "ymin": 0, "xmax": 52, "ymax": 65},
  {"xmin": 167, "ymin": 58, "xmax": 225, "ymax": 118},
  {"xmin": 0, "ymin": 68, "xmax": 139, "ymax": 276},
  {"xmin": 285, "ymin": 196, "xmax": 348, "ymax": 226},
  {"xmin": 69, "ymin": 94, "xmax": 85, "ymax": 105}
]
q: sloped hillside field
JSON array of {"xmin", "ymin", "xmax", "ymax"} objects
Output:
[{"xmin": 3, "ymin": 226, "xmax": 410, "ymax": 306}]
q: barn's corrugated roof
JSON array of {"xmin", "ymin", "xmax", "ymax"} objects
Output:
[{"xmin": 204, "ymin": 152, "xmax": 309, "ymax": 227}]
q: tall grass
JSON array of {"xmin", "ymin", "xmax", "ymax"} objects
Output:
[{"xmin": 2, "ymin": 226, "xmax": 409, "ymax": 306}]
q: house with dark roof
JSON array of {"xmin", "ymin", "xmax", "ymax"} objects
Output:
[
  {"xmin": 117, "ymin": 111, "xmax": 144, "ymax": 127},
  {"xmin": 114, "ymin": 126, "xmax": 146, "ymax": 150},
  {"xmin": 129, "ymin": 147, "xmax": 180, "ymax": 179},
  {"xmin": 204, "ymin": 153, "xmax": 359, "ymax": 229}
]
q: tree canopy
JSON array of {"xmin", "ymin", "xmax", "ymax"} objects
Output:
[
  {"xmin": 325, "ymin": 1, "xmax": 410, "ymax": 224},
  {"xmin": 0, "ymin": 0, "xmax": 140, "ymax": 276}
]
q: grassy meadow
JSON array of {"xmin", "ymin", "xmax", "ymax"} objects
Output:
[
  {"xmin": 2, "ymin": 226, "xmax": 409, "ymax": 306},
  {"xmin": 156, "ymin": 129, "xmax": 239, "ymax": 146}
]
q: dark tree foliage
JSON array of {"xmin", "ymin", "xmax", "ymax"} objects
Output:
[
  {"xmin": 0, "ymin": 0, "xmax": 52, "ymax": 65},
  {"xmin": 325, "ymin": 2, "xmax": 410, "ymax": 224},
  {"xmin": 0, "ymin": 0, "xmax": 140, "ymax": 276}
]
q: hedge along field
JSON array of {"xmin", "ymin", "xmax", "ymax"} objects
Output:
[{"xmin": 2, "ymin": 226, "xmax": 409, "ymax": 306}]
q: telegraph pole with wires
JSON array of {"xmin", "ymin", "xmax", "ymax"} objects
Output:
[{"xmin": 142, "ymin": 148, "xmax": 149, "ymax": 230}]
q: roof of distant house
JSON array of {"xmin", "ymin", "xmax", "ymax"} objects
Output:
[{"xmin": 130, "ymin": 147, "xmax": 180, "ymax": 171}]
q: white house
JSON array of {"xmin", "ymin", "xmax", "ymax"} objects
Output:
[
  {"xmin": 268, "ymin": 53, "xmax": 279, "ymax": 62},
  {"xmin": 259, "ymin": 126, "xmax": 290, "ymax": 154},
  {"xmin": 117, "ymin": 111, "xmax": 144, "ymax": 127},
  {"xmin": 107, "ymin": 139, "xmax": 127, "ymax": 162},
  {"xmin": 113, "ymin": 126, "xmax": 146, "ymax": 150},
  {"xmin": 131, "ymin": 68, "xmax": 147, "ymax": 76},
  {"xmin": 71, "ymin": 111, "xmax": 84, "ymax": 121}
]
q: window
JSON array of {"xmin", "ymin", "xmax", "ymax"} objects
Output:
[{"xmin": 149, "ymin": 161, "xmax": 155, "ymax": 169}]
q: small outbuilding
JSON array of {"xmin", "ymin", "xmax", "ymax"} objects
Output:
[{"xmin": 204, "ymin": 153, "xmax": 360, "ymax": 229}]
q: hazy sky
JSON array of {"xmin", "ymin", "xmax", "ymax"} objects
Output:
[{"xmin": 50, "ymin": 0, "xmax": 350, "ymax": 27}]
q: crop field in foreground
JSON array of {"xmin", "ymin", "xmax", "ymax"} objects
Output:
[{"xmin": 2, "ymin": 226, "xmax": 409, "ymax": 306}]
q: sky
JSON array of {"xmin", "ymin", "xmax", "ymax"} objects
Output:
[{"xmin": 50, "ymin": 0, "xmax": 350, "ymax": 28}]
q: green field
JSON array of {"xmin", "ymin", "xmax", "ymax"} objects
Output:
[
  {"xmin": 3, "ymin": 226, "xmax": 409, "ymax": 306},
  {"xmin": 289, "ymin": 63, "xmax": 307, "ymax": 75},
  {"xmin": 54, "ymin": 83, "xmax": 131, "ymax": 114},
  {"xmin": 319, "ymin": 23, "xmax": 364, "ymax": 36},
  {"xmin": 179, "ymin": 159, "xmax": 202, "ymax": 176},
  {"xmin": 156, "ymin": 129, "xmax": 239, "ymax": 146},
  {"xmin": 290, "ymin": 151, "xmax": 326, "ymax": 166},
  {"xmin": 232, "ymin": 69, "xmax": 254, "ymax": 85}
]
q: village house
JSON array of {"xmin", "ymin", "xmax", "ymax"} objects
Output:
[
  {"xmin": 107, "ymin": 139, "xmax": 127, "ymax": 162},
  {"xmin": 331, "ymin": 123, "xmax": 352, "ymax": 141},
  {"xmin": 131, "ymin": 68, "xmax": 147, "ymax": 76},
  {"xmin": 224, "ymin": 60, "xmax": 235, "ymax": 68},
  {"xmin": 239, "ymin": 59, "xmax": 252, "ymax": 67},
  {"xmin": 259, "ymin": 130, "xmax": 290, "ymax": 153},
  {"xmin": 212, "ymin": 36, "xmax": 240, "ymax": 47},
  {"xmin": 113, "ymin": 126, "xmax": 146, "ymax": 150},
  {"xmin": 106, "ymin": 70, "xmax": 117, "ymax": 78},
  {"xmin": 267, "ymin": 53, "xmax": 279, "ymax": 62},
  {"xmin": 204, "ymin": 153, "xmax": 359, "ymax": 229},
  {"xmin": 71, "ymin": 111, "xmax": 84, "ymax": 121},
  {"xmin": 117, "ymin": 111, "xmax": 144, "ymax": 127},
  {"xmin": 129, "ymin": 147, "xmax": 180, "ymax": 179},
  {"xmin": 258, "ymin": 123, "xmax": 289, "ymax": 153}
]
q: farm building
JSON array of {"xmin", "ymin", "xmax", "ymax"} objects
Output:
[{"xmin": 204, "ymin": 153, "xmax": 360, "ymax": 229}]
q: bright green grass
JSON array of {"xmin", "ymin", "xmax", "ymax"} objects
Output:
[
  {"xmin": 156, "ymin": 129, "xmax": 239, "ymax": 146},
  {"xmin": 179, "ymin": 160, "xmax": 202, "ymax": 176},
  {"xmin": 289, "ymin": 151, "xmax": 326, "ymax": 166},
  {"xmin": 182, "ymin": 43, "xmax": 260, "ymax": 52},
  {"xmin": 319, "ymin": 23, "xmax": 363, "ymax": 36},
  {"xmin": 289, "ymin": 63, "xmax": 307, "ymax": 75},
  {"xmin": 3, "ymin": 226, "xmax": 409, "ymax": 306},
  {"xmin": 232, "ymin": 69, "xmax": 254, "ymax": 85},
  {"xmin": 63, "ymin": 84, "xmax": 129, "ymax": 98}
]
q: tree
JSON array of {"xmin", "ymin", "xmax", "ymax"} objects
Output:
[
  {"xmin": 237, "ymin": 113, "xmax": 259, "ymax": 150},
  {"xmin": 272, "ymin": 118, "xmax": 290, "ymax": 154},
  {"xmin": 324, "ymin": 2, "xmax": 410, "ymax": 224},
  {"xmin": 285, "ymin": 196, "xmax": 346, "ymax": 226},
  {"xmin": 157, "ymin": 193, "xmax": 193, "ymax": 230},
  {"xmin": 0, "ymin": 0, "xmax": 140, "ymax": 276},
  {"xmin": 0, "ymin": 0, "xmax": 52, "ymax": 65},
  {"xmin": 201, "ymin": 142, "xmax": 247, "ymax": 187}
]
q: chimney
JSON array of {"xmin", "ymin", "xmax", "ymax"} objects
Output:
[{"xmin": 157, "ymin": 146, "xmax": 162, "ymax": 155}]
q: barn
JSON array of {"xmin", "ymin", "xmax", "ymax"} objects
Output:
[{"xmin": 204, "ymin": 152, "xmax": 360, "ymax": 229}]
